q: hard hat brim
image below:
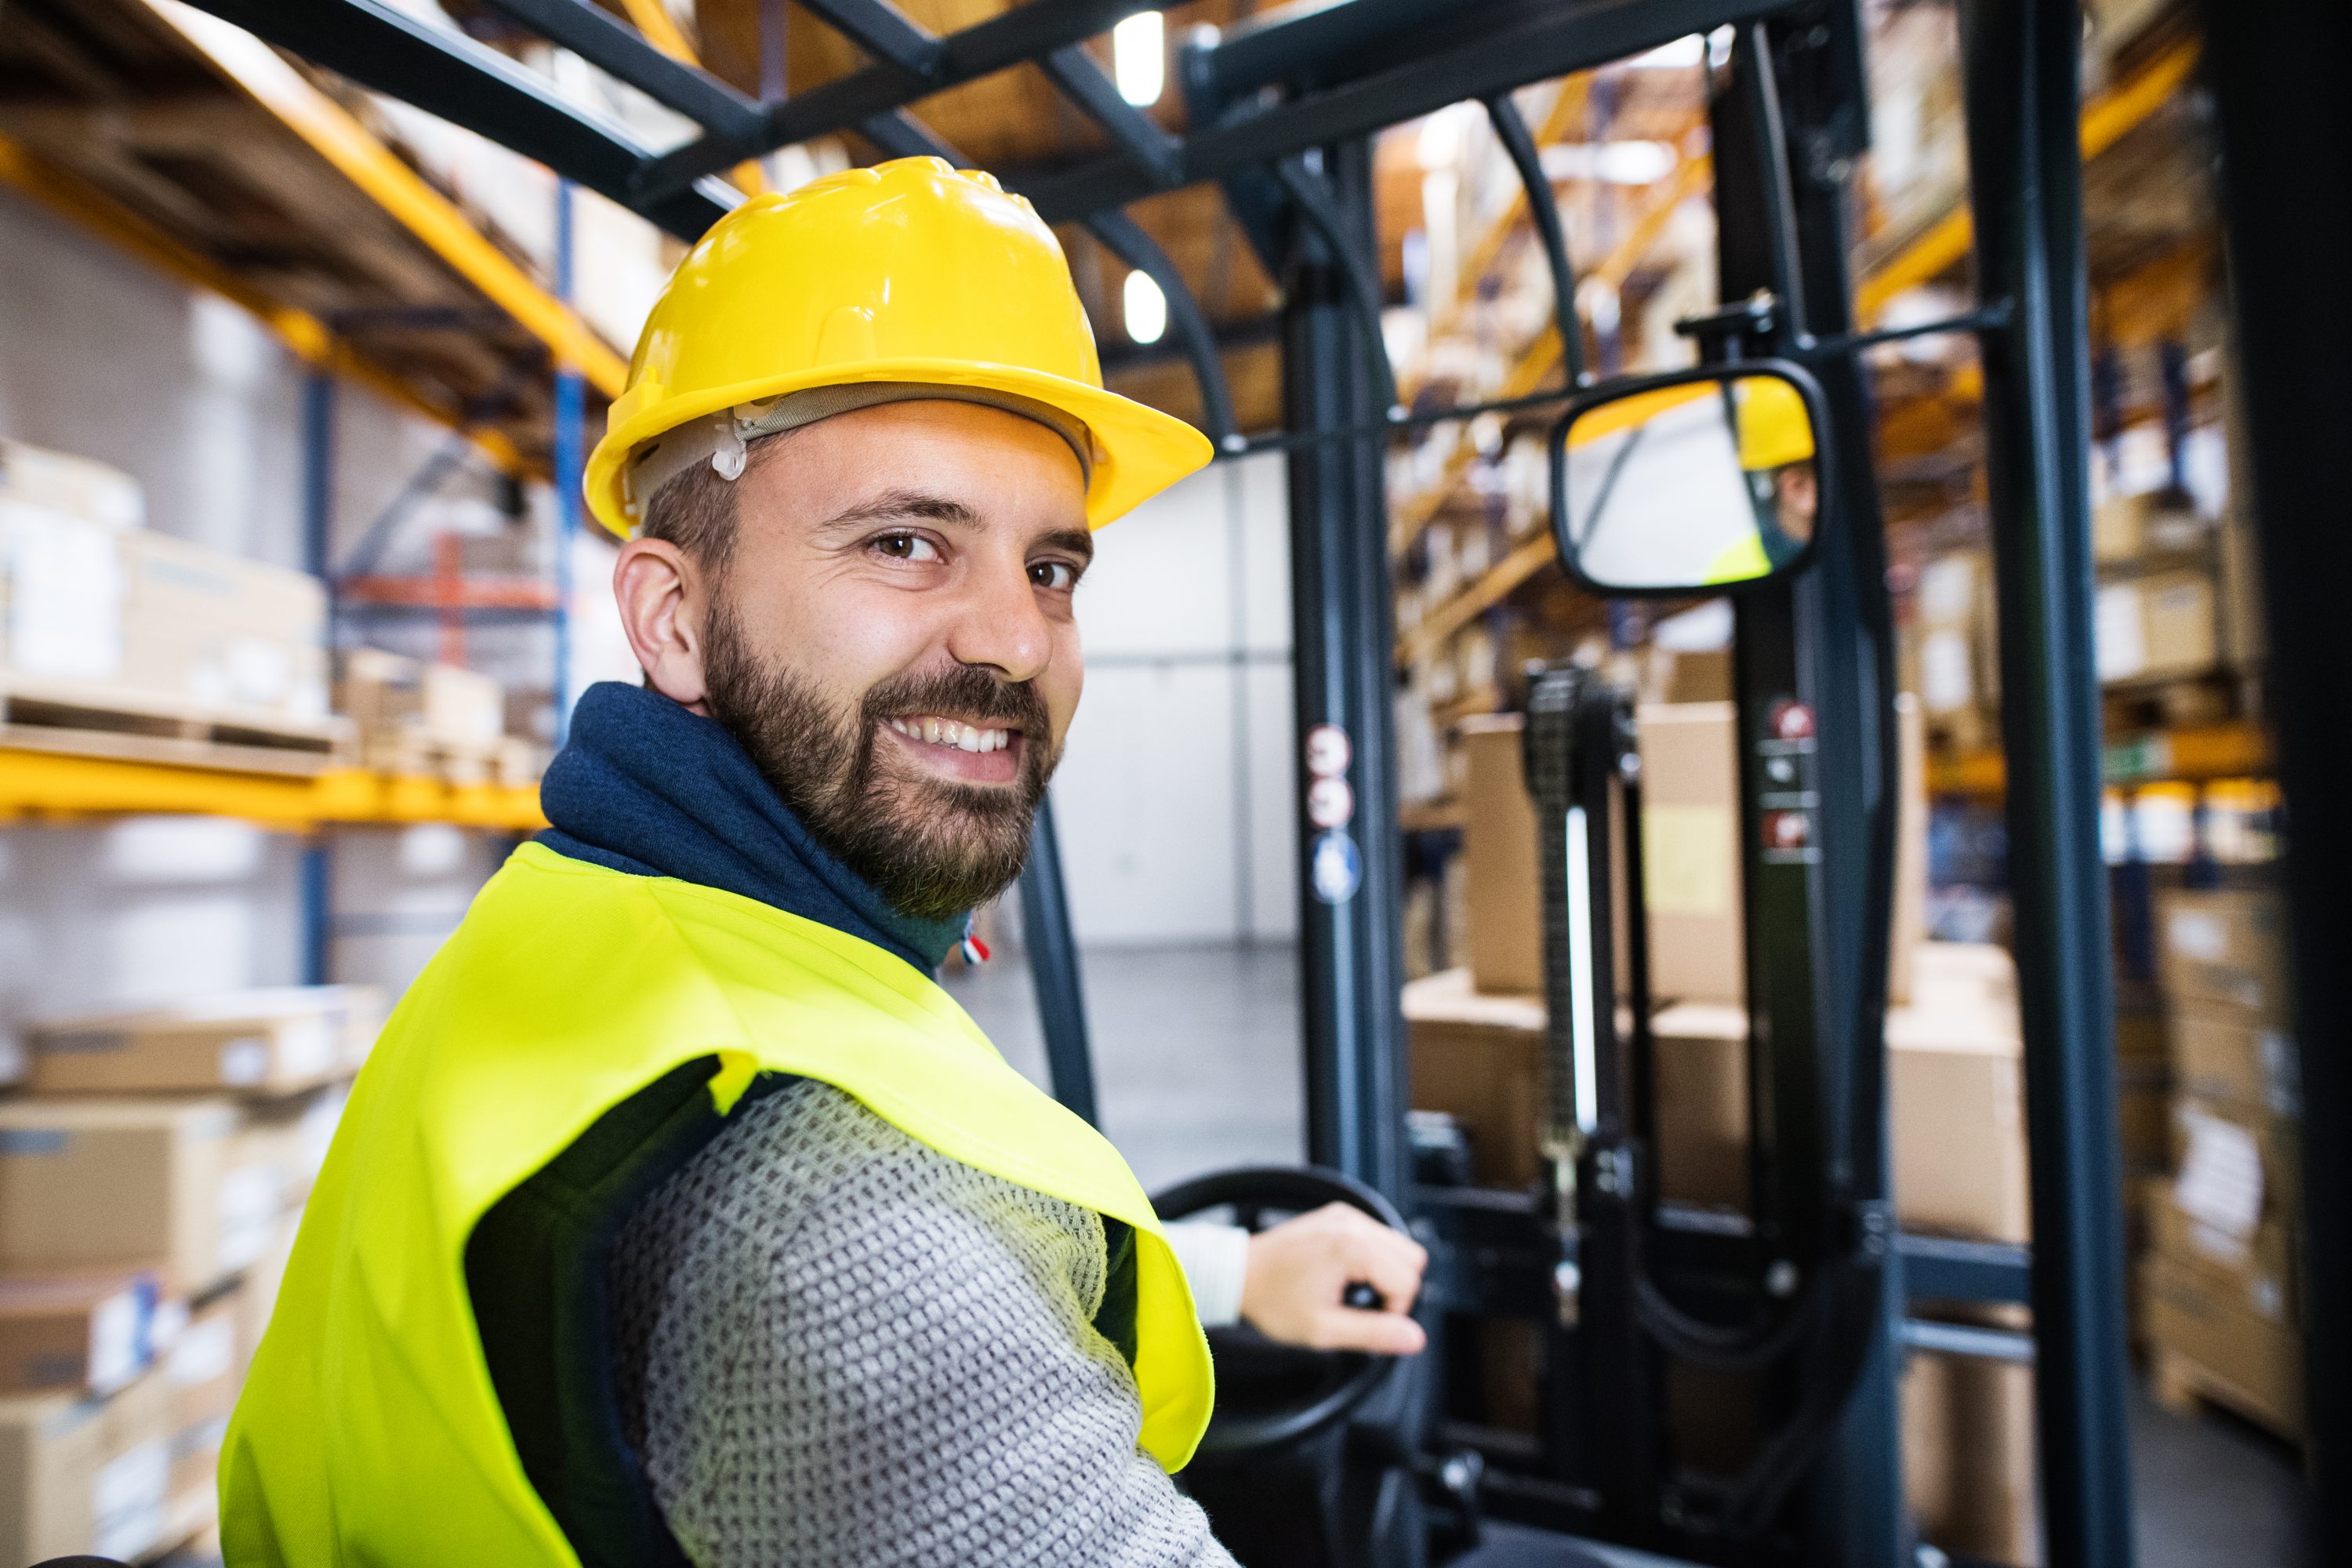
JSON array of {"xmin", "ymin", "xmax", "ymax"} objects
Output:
[{"xmin": 585, "ymin": 360, "xmax": 1214, "ymax": 539}]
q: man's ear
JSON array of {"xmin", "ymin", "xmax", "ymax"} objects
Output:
[{"xmin": 613, "ymin": 536, "xmax": 712, "ymax": 713}]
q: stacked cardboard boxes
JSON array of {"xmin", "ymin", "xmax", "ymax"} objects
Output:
[
  {"xmin": 1905, "ymin": 548, "xmax": 2001, "ymax": 755},
  {"xmin": 1, "ymin": 440, "xmax": 339, "ymax": 742},
  {"xmin": 0, "ymin": 985, "xmax": 378, "ymax": 1561},
  {"xmin": 338, "ymin": 647, "xmax": 546, "ymax": 786},
  {"xmin": 1413, "ymin": 696, "xmax": 2039, "ymax": 1558},
  {"xmin": 2140, "ymin": 885, "xmax": 2302, "ymax": 1439}
]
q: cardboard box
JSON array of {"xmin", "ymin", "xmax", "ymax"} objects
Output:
[
  {"xmin": 1, "ymin": 499, "xmax": 128, "ymax": 683},
  {"xmin": 116, "ymin": 529, "xmax": 330, "ymax": 720},
  {"xmin": 0, "ymin": 1271, "xmax": 168, "ymax": 1397},
  {"xmin": 2092, "ymin": 489, "xmax": 2204, "ymax": 564},
  {"xmin": 1404, "ymin": 973, "xmax": 1751, "ymax": 1207},
  {"xmin": 234, "ymin": 1210, "xmax": 303, "ymax": 1381},
  {"xmin": 2150, "ymin": 1182, "xmax": 2294, "ymax": 1325},
  {"xmin": 1639, "ymin": 703, "xmax": 1744, "ymax": 1006},
  {"xmin": 1659, "ymin": 648, "xmax": 1733, "ymax": 704},
  {"xmin": 1650, "ymin": 1002, "xmax": 1748, "ymax": 1210},
  {"xmin": 241, "ymin": 1081, "xmax": 350, "ymax": 1207},
  {"xmin": 164, "ymin": 1289, "xmax": 240, "ymax": 1541},
  {"xmin": 337, "ymin": 646, "xmax": 423, "ymax": 741},
  {"xmin": 2114, "ymin": 999, "xmax": 2167, "ymax": 1064},
  {"xmin": 1403, "ymin": 969, "xmax": 1546, "ymax": 1187},
  {"xmin": 2114, "ymin": 1061, "xmax": 2172, "ymax": 1174},
  {"xmin": 1889, "ymin": 694, "xmax": 1927, "ymax": 1006},
  {"xmin": 24, "ymin": 985, "xmax": 381, "ymax": 1098},
  {"xmin": 2155, "ymin": 887, "xmax": 2289, "ymax": 1022},
  {"xmin": 1460, "ymin": 716, "xmax": 1544, "ymax": 995},
  {"xmin": 423, "ymin": 662, "xmax": 505, "ymax": 745},
  {"xmin": 0, "ymin": 1100, "xmax": 276, "ymax": 1294},
  {"xmin": 2168, "ymin": 1002, "xmax": 2299, "ymax": 1118},
  {"xmin": 2096, "ymin": 570, "xmax": 2219, "ymax": 685},
  {"xmin": 1904, "ymin": 1333, "xmax": 2040, "ymax": 1567},
  {"xmin": 2169, "ymin": 1094, "xmax": 2299, "ymax": 1230},
  {"xmin": 2140, "ymin": 1251, "xmax": 2303, "ymax": 1440},
  {"xmin": 0, "ymin": 438, "xmax": 144, "ymax": 529},
  {"xmin": 1913, "ymin": 549, "xmax": 2000, "ymax": 712},
  {"xmin": 0, "ymin": 1367, "xmax": 173, "ymax": 1565},
  {"xmin": 1455, "ymin": 697, "xmax": 1920, "ymax": 1009},
  {"xmin": 1889, "ymin": 944, "xmax": 2031, "ymax": 1242}
]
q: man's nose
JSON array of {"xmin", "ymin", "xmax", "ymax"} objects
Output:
[{"xmin": 942, "ymin": 557, "xmax": 1054, "ymax": 683}]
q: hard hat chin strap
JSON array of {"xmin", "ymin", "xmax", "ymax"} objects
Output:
[{"xmin": 623, "ymin": 381, "xmax": 1096, "ymax": 519}]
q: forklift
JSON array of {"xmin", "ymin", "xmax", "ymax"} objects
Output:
[{"xmin": 123, "ymin": 2, "xmax": 2346, "ymax": 1566}]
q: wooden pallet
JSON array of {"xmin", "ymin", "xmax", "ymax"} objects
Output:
[
  {"xmin": 0, "ymin": 670, "xmax": 353, "ymax": 777},
  {"xmin": 2149, "ymin": 1345, "xmax": 2303, "ymax": 1445},
  {"xmin": 360, "ymin": 730, "xmax": 544, "ymax": 789}
]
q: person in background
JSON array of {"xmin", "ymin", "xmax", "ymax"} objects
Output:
[
  {"xmin": 1704, "ymin": 375, "xmax": 1820, "ymax": 586},
  {"xmin": 220, "ymin": 158, "xmax": 1425, "ymax": 1568}
]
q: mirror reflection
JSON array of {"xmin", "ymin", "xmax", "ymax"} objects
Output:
[{"xmin": 1556, "ymin": 372, "xmax": 1820, "ymax": 593}]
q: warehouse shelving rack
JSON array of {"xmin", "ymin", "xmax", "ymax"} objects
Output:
[
  {"xmin": 0, "ymin": 2, "xmax": 650, "ymax": 1002},
  {"xmin": 17, "ymin": 3, "xmax": 2337, "ymax": 1566},
  {"xmin": 1388, "ymin": 31, "xmax": 2201, "ymax": 696}
]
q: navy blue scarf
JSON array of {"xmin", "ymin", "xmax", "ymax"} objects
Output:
[{"xmin": 535, "ymin": 681, "xmax": 966, "ymax": 973}]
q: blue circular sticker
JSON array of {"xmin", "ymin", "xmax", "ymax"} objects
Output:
[{"xmin": 1310, "ymin": 829, "xmax": 1363, "ymax": 905}]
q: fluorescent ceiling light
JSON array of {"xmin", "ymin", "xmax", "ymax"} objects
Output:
[
  {"xmin": 1113, "ymin": 11, "xmax": 1165, "ymax": 107},
  {"xmin": 1540, "ymin": 140, "xmax": 1679, "ymax": 185},
  {"xmin": 1628, "ymin": 34, "xmax": 1705, "ymax": 68},
  {"xmin": 1123, "ymin": 268, "xmax": 1167, "ymax": 345}
]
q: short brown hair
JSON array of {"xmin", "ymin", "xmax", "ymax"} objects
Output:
[{"xmin": 638, "ymin": 451, "xmax": 742, "ymax": 579}]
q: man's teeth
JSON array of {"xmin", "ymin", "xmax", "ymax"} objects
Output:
[{"xmin": 887, "ymin": 717, "xmax": 1012, "ymax": 753}]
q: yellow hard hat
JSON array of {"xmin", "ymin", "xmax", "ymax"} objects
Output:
[
  {"xmin": 584, "ymin": 157, "xmax": 1213, "ymax": 536},
  {"xmin": 1733, "ymin": 375, "xmax": 1816, "ymax": 471}
]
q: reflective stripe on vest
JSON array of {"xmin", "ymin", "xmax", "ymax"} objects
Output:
[{"xmin": 220, "ymin": 842, "xmax": 1212, "ymax": 1566}]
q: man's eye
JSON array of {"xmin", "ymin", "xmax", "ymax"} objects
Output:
[
  {"xmin": 874, "ymin": 532, "xmax": 941, "ymax": 562},
  {"xmin": 1030, "ymin": 560, "xmax": 1080, "ymax": 590}
]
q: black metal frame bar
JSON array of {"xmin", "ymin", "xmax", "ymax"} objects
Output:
[
  {"xmin": 1280, "ymin": 133, "xmax": 1408, "ymax": 1207},
  {"xmin": 640, "ymin": 0, "xmax": 1145, "ymax": 194},
  {"xmin": 2198, "ymin": 4, "xmax": 2348, "ymax": 1557},
  {"xmin": 1019, "ymin": 795, "xmax": 1101, "ymax": 1127},
  {"xmin": 1957, "ymin": 2, "xmax": 2136, "ymax": 1563},
  {"xmin": 1482, "ymin": 92, "xmax": 1586, "ymax": 390}
]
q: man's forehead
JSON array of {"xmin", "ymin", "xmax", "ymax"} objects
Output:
[{"xmin": 757, "ymin": 402, "xmax": 1091, "ymax": 537}]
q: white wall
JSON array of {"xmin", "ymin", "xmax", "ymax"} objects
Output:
[{"xmin": 1050, "ymin": 451, "xmax": 1299, "ymax": 946}]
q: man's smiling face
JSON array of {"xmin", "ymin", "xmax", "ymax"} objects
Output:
[{"xmin": 612, "ymin": 399, "xmax": 1092, "ymax": 920}]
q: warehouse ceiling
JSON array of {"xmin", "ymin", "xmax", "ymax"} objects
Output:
[
  {"xmin": 0, "ymin": 0, "xmax": 583, "ymax": 474},
  {"xmin": 0, "ymin": 0, "xmax": 1744, "ymax": 463}
]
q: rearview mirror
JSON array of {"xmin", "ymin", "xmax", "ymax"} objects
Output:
[{"xmin": 1548, "ymin": 363, "xmax": 1828, "ymax": 596}]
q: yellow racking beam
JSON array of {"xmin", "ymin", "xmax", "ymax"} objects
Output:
[
  {"xmin": 0, "ymin": 750, "xmax": 546, "ymax": 832},
  {"xmin": 149, "ymin": 0, "xmax": 630, "ymax": 396},
  {"xmin": 1856, "ymin": 37, "xmax": 2201, "ymax": 322}
]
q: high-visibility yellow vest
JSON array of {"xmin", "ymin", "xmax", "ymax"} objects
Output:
[{"xmin": 220, "ymin": 841, "xmax": 1212, "ymax": 1566}]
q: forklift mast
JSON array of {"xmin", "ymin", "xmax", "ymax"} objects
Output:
[{"xmin": 147, "ymin": 0, "xmax": 2322, "ymax": 1563}]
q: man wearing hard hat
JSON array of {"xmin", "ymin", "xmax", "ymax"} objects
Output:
[
  {"xmin": 1704, "ymin": 374, "xmax": 1820, "ymax": 585},
  {"xmin": 218, "ymin": 159, "xmax": 1425, "ymax": 1566}
]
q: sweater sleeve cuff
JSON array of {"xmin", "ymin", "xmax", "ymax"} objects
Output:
[{"xmin": 1160, "ymin": 1220, "xmax": 1250, "ymax": 1328}]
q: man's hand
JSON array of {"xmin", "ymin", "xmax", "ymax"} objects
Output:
[{"xmin": 1239, "ymin": 1203, "xmax": 1428, "ymax": 1356}]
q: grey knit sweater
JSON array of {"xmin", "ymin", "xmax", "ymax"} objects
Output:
[{"xmin": 609, "ymin": 1079, "xmax": 1236, "ymax": 1567}]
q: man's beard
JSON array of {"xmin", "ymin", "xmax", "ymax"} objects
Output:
[{"xmin": 701, "ymin": 598, "xmax": 1057, "ymax": 923}]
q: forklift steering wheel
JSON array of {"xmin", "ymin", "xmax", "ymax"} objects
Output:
[{"xmin": 1152, "ymin": 1165, "xmax": 1413, "ymax": 1457}]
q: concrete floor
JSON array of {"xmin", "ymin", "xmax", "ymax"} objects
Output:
[{"xmin": 944, "ymin": 940, "xmax": 2312, "ymax": 1568}]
